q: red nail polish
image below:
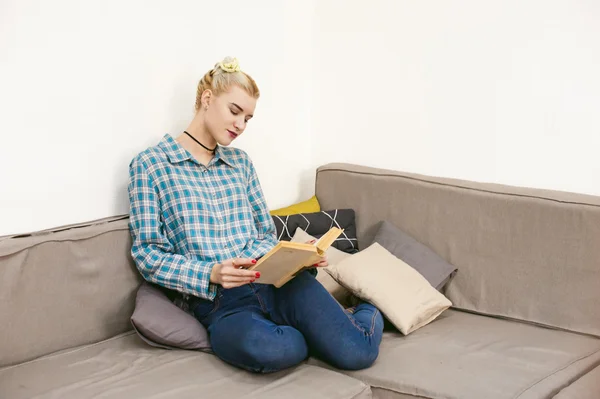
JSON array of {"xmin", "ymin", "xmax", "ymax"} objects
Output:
[
  {"xmin": 252, "ymin": 259, "xmax": 257, "ymax": 264},
  {"xmin": 255, "ymin": 272, "xmax": 261, "ymax": 278}
]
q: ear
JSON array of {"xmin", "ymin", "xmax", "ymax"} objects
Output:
[{"xmin": 201, "ymin": 89, "xmax": 213, "ymax": 108}]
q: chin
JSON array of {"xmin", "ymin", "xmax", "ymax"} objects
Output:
[
  {"xmin": 218, "ymin": 138, "xmax": 233, "ymax": 147},
  {"xmin": 220, "ymin": 134, "xmax": 237, "ymax": 146}
]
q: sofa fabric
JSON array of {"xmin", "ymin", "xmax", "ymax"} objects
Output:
[
  {"xmin": 315, "ymin": 163, "xmax": 600, "ymax": 337},
  {"xmin": 554, "ymin": 364, "xmax": 600, "ymax": 399},
  {"xmin": 0, "ymin": 216, "xmax": 142, "ymax": 368},
  {"xmin": 309, "ymin": 309, "xmax": 600, "ymax": 399},
  {"xmin": 2, "ymin": 162, "xmax": 600, "ymax": 399},
  {"xmin": 368, "ymin": 221, "xmax": 457, "ymax": 291},
  {"xmin": 0, "ymin": 333, "xmax": 372, "ymax": 399}
]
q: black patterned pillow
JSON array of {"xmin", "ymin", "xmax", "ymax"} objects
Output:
[{"xmin": 271, "ymin": 209, "xmax": 358, "ymax": 254}]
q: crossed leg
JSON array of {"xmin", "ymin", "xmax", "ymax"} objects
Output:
[
  {"xmin": 207, "ymin": 310, "xmax": 308, "ymax": 373},
  {"xmin": 204, "ymin": 271, "xmax": 383, "ymax": 373},
  {"xmin": 270, "ymin": 270, "xmax": 384, "ymax": 370}
]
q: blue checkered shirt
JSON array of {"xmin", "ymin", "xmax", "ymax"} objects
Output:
[{"xmin": 127, "ymin": 134, "xmax": 278, "ymax": 301}]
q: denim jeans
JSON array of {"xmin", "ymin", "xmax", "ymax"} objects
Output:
[{"xmin": 189, "ymin": 270, "xmax": 384, "ymax": 373}]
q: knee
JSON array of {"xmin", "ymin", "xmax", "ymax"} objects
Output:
[
  {"xmin": 245, "ymin": 329, "xmax": 308, "ymax": 373},
  {"xmin": 330, "ymin": 346, "xmax": 379, "ymax": 371},
  {"xmin": 219, "ymin": 327, "xmax": 308, "ymax": 373}
]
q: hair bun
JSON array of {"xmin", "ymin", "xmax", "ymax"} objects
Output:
[{"xmin": 215, "ymin": 56, "xmax": 241, "ymax": 73}]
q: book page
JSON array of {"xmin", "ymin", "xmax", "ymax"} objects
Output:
[
  {"xmin": 250, "ymin": 243, "xmax": 316, "ymax": 286},
  {"xmin": 315, "ymin": 227, "xmax": 343, "ymax": 254}
]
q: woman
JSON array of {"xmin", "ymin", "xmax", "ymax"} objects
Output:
[{"xmin": 127, "ymin": 57, "xmax": 383, "ymax": 373}]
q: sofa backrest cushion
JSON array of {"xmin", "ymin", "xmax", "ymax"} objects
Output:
[
  {"xmin": 315, "ymin": 163, "xmax": 600, "ymax": 337},
  {"xmin": 0, "ymin": 216, "xmax": 142, "ymax": 367}
]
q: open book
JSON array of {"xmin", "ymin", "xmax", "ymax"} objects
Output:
[{"xmin": 248, "ymin": 227, "xmax": 344, "ymax": 288}]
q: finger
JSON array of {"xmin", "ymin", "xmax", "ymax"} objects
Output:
[
  {"xmin": 224, "ymin": 268, "xmax": 261, "ymax": 278},
  {"xmin": 222, "ymin": 275, "xmax": 256, "ymax": 283},
  {"xmin": 233, "ymin": 258, "xmax": 257, "ymax": 269},
  {"xmin": 311, "ymin": 260, "xmax": 328, "ymax": 267}
]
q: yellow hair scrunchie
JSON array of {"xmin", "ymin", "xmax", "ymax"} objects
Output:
[{"xmin": 219, "ymin": 57, "xmax": 241, "ymax": 73}]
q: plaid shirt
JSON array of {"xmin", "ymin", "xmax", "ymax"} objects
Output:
[{"xmin": 127, "ymin": 134, "xmax": 278, "ymax": 301}]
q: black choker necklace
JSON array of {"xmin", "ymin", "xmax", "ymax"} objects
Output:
[{"xmin": 183, "ymin": 131, "xmax": 217, "ymax": 153}]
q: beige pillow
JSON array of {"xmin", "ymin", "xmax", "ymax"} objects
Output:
[
  {"xmin": 291, "ymin": 227, "xmax": 353, "ymax": 306},
  {"xmin": 327, "ymin": 242, "xmax": 452, "ymax": 335}
]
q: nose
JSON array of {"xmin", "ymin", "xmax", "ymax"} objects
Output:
[{"xmin": 233, "ymin": 118, "xmax": 245, "ymax": 132}]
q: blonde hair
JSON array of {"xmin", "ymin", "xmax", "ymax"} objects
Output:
[{"xmin": 195, "ymin": 56, "xmax": 260, "ymax": 112}]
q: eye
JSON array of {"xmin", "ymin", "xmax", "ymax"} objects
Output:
[{"xmin": 230, "ymin": 108, "xmax": 238, "ymax": 116}]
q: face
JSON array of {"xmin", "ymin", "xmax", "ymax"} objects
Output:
[{"xmin": 203, "ymin": 85, "xmax": 256, "ymax": 146}]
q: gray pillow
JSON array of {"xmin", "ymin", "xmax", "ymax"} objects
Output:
[
  {"xmin": 369, "ymin": 221, "xmax": 457, "ymax": 291},
  {"xmin": 130, "ymin": 281, "xmax": 211, "ymax": 351}
]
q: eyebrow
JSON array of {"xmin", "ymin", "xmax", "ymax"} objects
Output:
[{"xmin": 230, "ymin": 102, "xmax": 253, "ymax": 118}]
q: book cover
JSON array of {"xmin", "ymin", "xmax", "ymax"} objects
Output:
[{"xmin": 248, "ymin": 227, "xmax": 343, "ymax": 287}]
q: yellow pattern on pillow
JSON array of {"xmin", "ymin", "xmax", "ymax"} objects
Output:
[{"xmin": 270, "ymin": 195, "xmax": 320, "ymax": 216}]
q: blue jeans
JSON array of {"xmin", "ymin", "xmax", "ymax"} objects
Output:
[{"xmin": 189, "ymin": 270, "xmax": 384, "ymax": 373}]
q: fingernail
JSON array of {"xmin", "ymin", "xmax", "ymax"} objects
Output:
[
  {"xmin": 255, "ymin": 272, "xmax": 261, "ymax": 278},
  {"xmin": 313, "ymin": 264, "xmax": 318, "ymax": 267},
  {"xmin": 252, "ymin": 259, "xmax": 257, "ymax": 264}
]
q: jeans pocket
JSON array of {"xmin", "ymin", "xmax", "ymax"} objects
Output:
[{"xmin": 191, "ymin": 293, "xmax": 220, "ymax": 322}]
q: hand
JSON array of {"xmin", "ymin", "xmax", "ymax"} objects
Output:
[
  {"xmin": 210, "ymin": 258, "xmax": 260, "ymax": 289},
  {"xmin": 313, "ymin": 255, "xmax": 329, "ymax": 267},
  {"xmin": 305, "ymin": 239, "xmax": 329, "ymax": 267}
]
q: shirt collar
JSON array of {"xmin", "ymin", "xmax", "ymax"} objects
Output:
[{"xmin": 159, "ymin": 134, "xmax": 235, "ymax": 167}]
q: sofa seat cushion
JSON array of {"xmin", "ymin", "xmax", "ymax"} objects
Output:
[
  {"xmin": 0, "ymin": 332, "xmax": 371, "ymax": 399},
  {"xmin": 554, "ymin": 364, "xmax": 600, "ymax": 399},
  {"xmin": 309, "ymin": 310, "xmax": 600, "ymax": 399}
]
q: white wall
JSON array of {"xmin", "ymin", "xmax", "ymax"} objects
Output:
[
  {"xmin": 2, "ymin": 0, "xmax": 600, "ymax": 236},
  {"xmin": 0, "ymin": 0, "xmax": 315, "ymax": 236},
  {"xmin": 311, "ymin": 0, "xmax": 600, "ymax": 196}
]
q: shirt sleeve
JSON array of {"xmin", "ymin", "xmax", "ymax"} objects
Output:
[
  {"xmin": 128, "ymin": 156, "xmax": 218, "ymax": 301},
  {"xmin": 238, "ymin": 157, "xmax": 278, "ymax": 260}
]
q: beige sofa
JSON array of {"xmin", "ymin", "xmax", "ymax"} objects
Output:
[{"xmin": 1, "ymin": 163, "xmax": 599, "ymax": 399}]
